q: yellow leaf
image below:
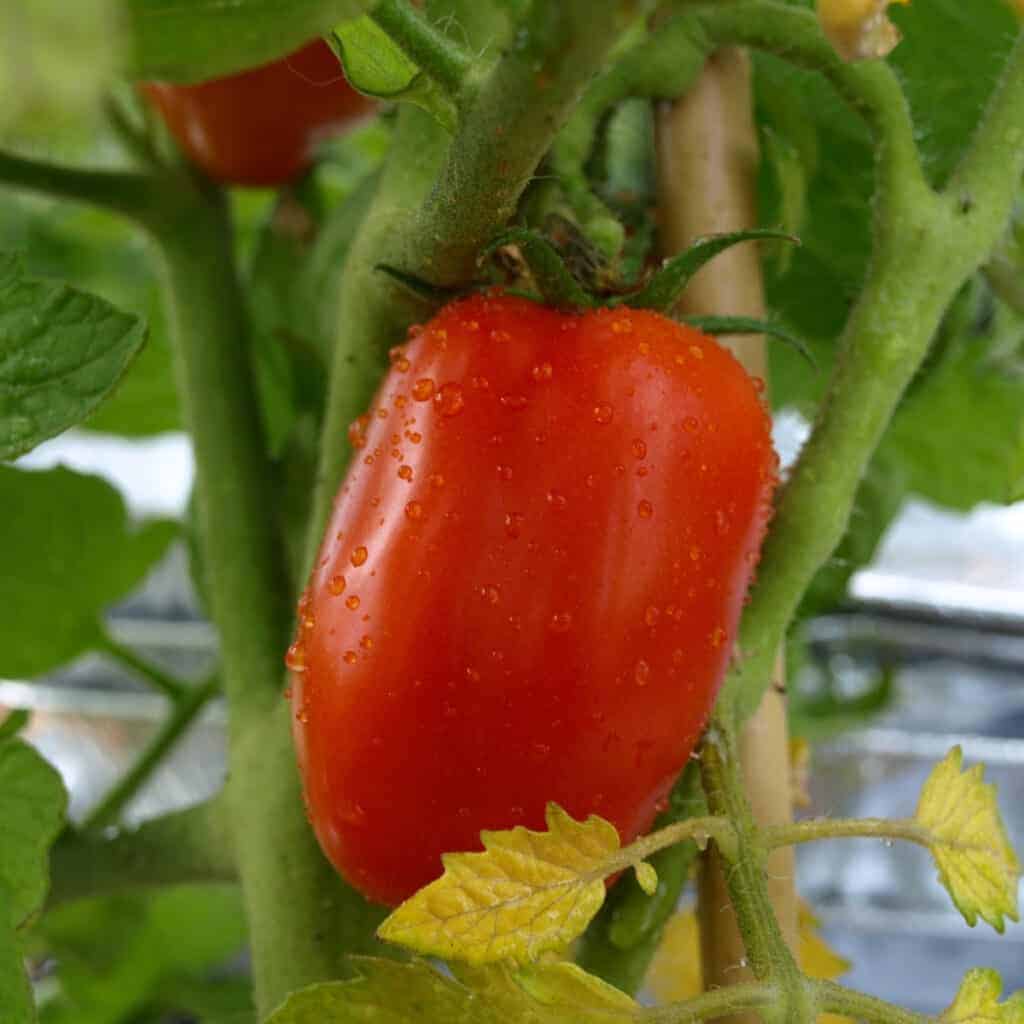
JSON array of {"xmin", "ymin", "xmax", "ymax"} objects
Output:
[
  {"xmin": 634, "ymin": 861, "xmax": 658, "ymax": 896},
  {"xmin": 816, "ymin": 0, "xmax": 910, "ymax": 62},
  {"xmin": 377, "ymin": 804, "xmax": 620, "ymax": 964},
  {"xmin": 916, "ymin": 747, "xmax": 1021, "ymax": 932},
  {"xmin": 266, "ymin": 957, "xmax": 642, "ymax": 1023},
  {"xmin": 646, "ymin": 900, "xmax": 852, "ymax": 1023},
  {"xmin": 941, "ymin": 968, "xmax": 1024, "ymax": 1024}
]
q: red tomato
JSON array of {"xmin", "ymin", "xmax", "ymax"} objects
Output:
[
  {"xmin": 290, "ymin": 293, "xmax": 776, "ymax": 906},
  {"xmin": 141, "ymin": 40, "xmax": 373, "ymax": 186}
]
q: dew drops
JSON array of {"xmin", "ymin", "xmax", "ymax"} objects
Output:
[
  {"xmin": 284, "ymin": 642, "xmax": 306, "ymax": 672},
  {"xmin": 345, "ymin": 595, "xmax": 361, "ymax": 611},
  {"xmin": 360, "ymin": 634, "xmax": 374, "ymax": 651},
  {"xmin": 471, "ymin": 375, "xmax": 490, "ymax": 391},
  {"xmin": 328, "ymin": 574, "xmax": 346, "ymax": 596},
  {"xmin": 405, "ymin": 500, "xmax": 423, "ymax": 521},
  {"xmin": 388, "ymin": 345, "xmax": 410, "ymax": 372},
  {"xmin": 435, "ymin": 382, "xmax": 465, "ymax": 417},
  {"xmin": 398, "ymin": 464, "xmax": 413, "ymax": 481},
  {"xmin": 429, "ymin": 472, "xmax": 446, "ymax": 489},
  {"xmin": 412, "ymin": 378, "xmax": 435, "ymax": 401},
  {"xmin": 710, "ymin": 626, "xmax": 727, "ymax": 648},
  {"xmin": 480, "ymin": 584, "xmax": 501, "ymax": 605},
  {"xmin": 593, "ymin": 402, "xmax": 614, "ymax": 425},
  {"xmin": 496, "ymin": 464, "xmax": 513, "ymax": 482},
  {"xmin": 585, "ymin": 474, "xmax": 597, "ymax": 488},
  {"xmin": 546, "ymin": 489, "xmax": 567, "ymax": 510},
  {"xmin": 499, "ymin": 393, "xmax": 528, "ymax": 411},
  {"xmin": 465, "ymin": 666, "xmax": 481, "ymax": 683},
  {"xmin": 490, "ymin": 328, "xmax": 511, "ymax": 343},
  {"xmin": 644, "ymin": 605, "xmax": 660, "ymax": 627},
  {"xmin": 638, "ymin": 499, "xmax": 653, "ymax": 519},
  {"xmin": 689, "ymin": 544, "xmax": 702, "ymax": 561},
  {"xmin": 689, "ymin": 345, "xmax": 704, "ymax": 359},
  {"xmin": 407, "ymin": 323, "xmax": 424, "ymax": 340},
  {"xmin": 531, "ymin": 361, "xmax": 553, "ymax": 381},
  {"xmin": 504, "ymin": 513, "xmax": 524, "ymax": 539},
  {"xmin": 683, "ymin": 416, "xmax": 699, "ymax": 432},
  {"xmin": 673, "ymin": 648, "xmax": 685, "ymax": 666},
  {"xmin": 407, "ymin": 431, "xmax": 422, "ymax": 444},
  {"xmin": 637, "ymin": 341, "xmax": 651, "ymax": 355},
  {"xmin": 632, "ymin": 438, "xmax": 647, "ymax": 460},
  {"xmin": 351, "ymin": 545, "xmax": 368, "ymax": 567},
  {"xmin": 343, "ymin": 650, "xmax": 358, "ymax": 664},
  {"xmin": 347, "ymin": 414, "xmax": 370, "ymax": 449},
  {"xmin": 634, "ymin": 659, "xmax": 651, "ymax": 686},
  {"xmin": 549, "ymin": 611, "xmax": 572, "ymax": 633}
]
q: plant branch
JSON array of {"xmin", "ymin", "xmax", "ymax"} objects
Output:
[
  {"xmin": 641, "ymin": 981, "xmax": 780, "ymax": 1023},
  {"xmin": 307, "ymin": 0, "xmax": 636, "ymax": 563},
  {"xmin": 80, "ymin": 675, "xmax": 220, "ymax": 833},
  {"xmin": 47, "ymin": 799, "xmax": 236, "ymax": 908},
  {"xmin": 370, "ymin": 0, "xmax": 475, "ymax": 99},
  {"xmin": 94, "ymin": 630, "xmax": 189, "ymax": 702},
  {"xmin": 812, "ymin": 980, "xmax": 932, "ymax": 1024},
  {"xmin": 765, "ymin": 817, "xmax": 930, "ymax": 850},
  {"xmin": 0, "ymin": 149, "xmax": 162, "ymax": 224},
  {"xmin": 604, "ymin": 817, "xmax": 736, "ymax": 877}
]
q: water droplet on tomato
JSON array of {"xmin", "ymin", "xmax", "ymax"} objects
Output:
[
  {"xmin": 546, "ymin": 489, "xmax": 567, "ymax": 510},
  {"xmin": 593, "ymin": 402, "xmax": 613, "ymax": 425},
  {"xmin": 689, "ymin": 345, "xmax": 704, "ymax": 359},
  {"xmin": 753, "ymin": 376, "xmax": 766, "ymax": 394},
  {"xmin": 360, "ymin": 634, "xmax": 373, "ymax": 651},
  {"xmin": 328, "ymin": 574, "xmax": 346, "ymax": 596},
  {"xmin": 504, "ymin": 513, "xmax": 524, "ymax": 539},
  {"xmin": 285, "ymin": 642, "xmax": 306, "ymax": 672},
  {"xmin": 435, "ymin": 382, "xmax": 465, "ymax": 417},
  {"xmin": 398, "ymin": 464, "xmax": 413, "ymax": 481},
  {"xmin": 644, "ymin": 606, "xmax": 660, "ymax": 627},
  {"xmin": 549, "ymin": 611, "xmax": 572, "ymax": 633},
  {"xmin": 342, "ymin": 649, "xmax": 357, "ymax": 665},
  {"xmin": 480, "ymin": 584, "xmax": 501, "ymax": 605},
  {"xmin": 412, "ymin": 378, "xmax": 435, "ymax": 401},
  {"xmin": 634, "ymin": 659, "xmax": 651, "ymax": 686},
  {"xmin": 471, "ymin": 375, "xmax": 490, "ymax": 391},
  {"xmin": 348, "ymin": 414, "xmax": 370, "ymax": 449},
  {"xmin": 710, "ymin": 626, "xmax": 727, "ymax": 648},
  {"xmin": 683, "ymin": 416, "xmax": 699, "ymax": 432},
  {"xmin": 496, "ymin": 464, "xmax": 513, "ymax": 481},
  {"xmin": 405, "ymin": 501, "xmax": 423, "ymax": 521},
  {"xmin": 429, "ymin": 472, "xmax": 445, "ymax": 489},
  {"xmin": 465, "ymin": 666, "xmax": 481, "ymax": 682},
  {"xmin": 689, "ymin": 544, "xmax": 701, "ymax": 561},
  {"xmin": 388, "ymin": 345, "xmax": 410, "ymax": 372},
  {"xmin": 407, "ymin": 431, "xmax": 422, "ymax": 444},
  {"xmin": 585, "ymin": 473, "xmax": 597, "ymax": 488},
  {"xmin": 637, "ymin": 341, "xmax": 651, "ymax": 355},
  {"xmin": 351, "ymin": 545, "xmax": 368, "ymax": 567},
  {"xmin": 407, "ymin": 323, "xmax": 424, "ymax": 340},
  {"xmin": 632, "ymin": 438, "xmax": 647, "ymax": 459},
  {"xmin": 673, "ymin": 648, "xmax": 685, "ymax": 665},
  {"xmin": 499, "ymin": 393, "xmax": 528, "ymax": 410},
  {"xmin": 345, "ymin": 595, "xmax": 361, "ymax": 611},
  {"xmin": 531, "ymin": 361, "xmax": 553, "ymax": 381},
  {"xmin": 638, "ymin": 499, "xmax": 653, "ymax": 519}
]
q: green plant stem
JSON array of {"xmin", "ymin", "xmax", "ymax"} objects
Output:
[
  {"xmin": 80, "ymin": 675, "xmax": 220, "ymax": 833},
  {"xmin": 641, "ymin": 981, "xmax": 780, "ymax": 1023},
  {"xmin": 690, "ymin": 11, "xmax": 1024, "ymax": 725},
  {"xmin": 699, "ymin": 723, "xmax": 813, "ymax": 1021},
  {"xmin": 603, "ymin": 817, "xmax": 736, "ymax": 876},
  {"xmin": 812, "ymin": 980, "xmax": 932, "ymax": 1024},
  {"xmin": 151, "ymin": 185, "xmax": 386, "ymax": 1017},
  {"xmin": 94, "ymin": 631, "xmax": 188, "ymax": 702},
  {"xmin": 308, "ymin": 0, "xmax": 635, "ymax": 561},
  {"xmin": 0, "ymin": 149, "xmax": 162, "ymax": 221},
  {"xmin": 766, "ymin": 817, "xmax": 929, "ymax": 850},
  {"xmin": 47, "ymin": 799, "xmax": 236, "ymax": 908},
  {"xmin": 370, "ymin": 0, "xmax": 475, "ymax": 98}
]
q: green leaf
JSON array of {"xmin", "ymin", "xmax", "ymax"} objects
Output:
[
  {"xmin": 331, "ymin": 16, "xmax": 457, "ymax": 131},
  {"xmin": 266, "ymin": 958, "xmax": 640, "ymax": 1023},
  {"xmin": 124, "ymin": 0, "xmax": 373, "ymax": 82},
  {"xmin": 0, "ymin": 885, "xmax": 34, "ymax": 1024},
  {"xmin": 0, "ymin": 466, "xmax": 178, "ymax": 678},
  {"xmin": 0, "ymin": 739, "xmax": 67, "ymax": 929},
  {"xmin": 0, "ymin": 254, "xmax": 148, "ymax": 460},
  {"xmin": 37, "ymin": 885, "xmax": 247, "ymax": 1024},
  {"xmin": 683, "ymin": 315, "xmax": 815, "ymax": 366},
  {"xmin": 879, "ymin": 317, "xmax": 1024, "ymax": 510},
  {"xmin": 889, "ymin": 0, "xmax": 1019, "ymax": 187}
]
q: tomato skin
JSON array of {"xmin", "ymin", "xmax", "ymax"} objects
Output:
[
  {"xmin": 141, "ymin": 40, "xmax": 373, "ymax": 186},
  {"xmin": 290, "ymin": 294, "xmax": 776, "ymax": 907}
]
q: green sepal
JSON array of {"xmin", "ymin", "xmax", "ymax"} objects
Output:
[
  {"xmin": 374, "ymin": 264, "xmax": 464, "ymax": 308},
  {"xmin": 685, "ymin": 314, "xmax": 816, "ymax": 368},
  {"xmin": 618, "ymin": 229, "xmax": 799, "ymax": 312},
  {"xmin": 484, "ymin": 229, "xmax": 595, "ymax": 311}
]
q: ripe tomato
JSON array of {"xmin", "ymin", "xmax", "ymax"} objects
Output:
[
  {"xmin": 141, "ymin": 40, "xmax": 373, "ymax": 186},
  {"xmin": 289, "ymin": 293, "xmax": 776, "ymax": 906}
]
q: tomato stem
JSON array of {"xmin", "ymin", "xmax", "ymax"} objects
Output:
[
  {"xmin": 765, "ymin": 816, "xmax": 930, "ymax": 850},
  {"xmin": 95, "ymin": 629, "xmax": 190, "ymax": 703},
  {"xmin": 370, "ymin": 0, "xmax": 476, "ymax": 100},
  {"xmin": 80, "ymin": 674, "xmax": 219, "ymax": 833}
]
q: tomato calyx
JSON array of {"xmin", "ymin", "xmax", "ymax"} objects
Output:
[{"xmin": 378, "ymin": 225, "xmax": 810, "ymax": 360}]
